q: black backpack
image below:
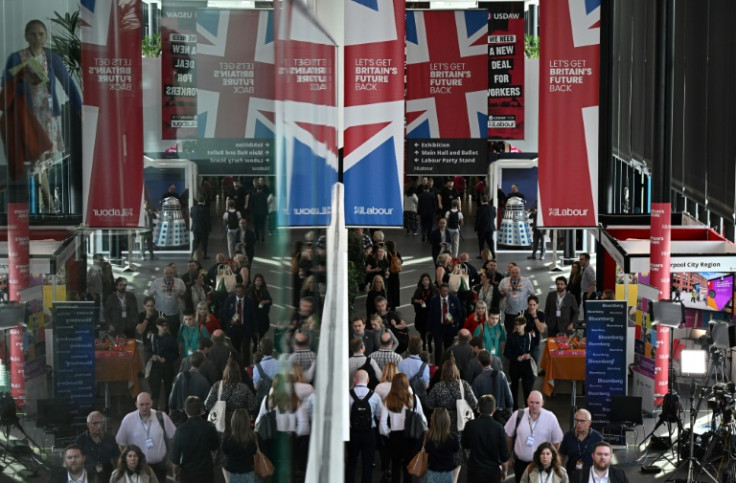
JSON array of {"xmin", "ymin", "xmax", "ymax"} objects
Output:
[
  {"xmin": 409, "ymin": 362, "xmax": 428, "ymax": 404},
  {"xmin": 360, "ymin": 358, "xmax": 379, "ymax": 390},
  {"xmin": 447, "ymin": 210, "xmax": 460, "ymax": 229},
  {"xmin": 255, "ymin": 363, "xmax": 273, "ymax": 407},
  {"xmin": 226, "ymin": 210, "xmax": 239, "ymax": 230},
  {"xmin": 350, "ymin": 389, "xmax": 374, "ymax": 432}
]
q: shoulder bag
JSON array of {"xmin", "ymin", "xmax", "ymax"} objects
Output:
[
  {"xmin": 255, "ymin": 400, "xmax": 278, "ymax": 440},
  {"xmin": 456, "ymin": 380, "xmax": 475, "ymax": 431},
  {"xmin": 207, "ymin": 381, "xmax": 227, "ymax": 432},
  {"xmin": 404, "ymin": 393, "xmax": 427, "ymax": 440},
  {"xmin": 407, "ymin": 436, "xmax": 428, "ymax": 477},
  {"xmin": 254, "ymin": 435, "xmax": 275, "ymax": 478}
]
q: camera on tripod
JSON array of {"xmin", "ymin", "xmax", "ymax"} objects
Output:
[{"xmin": 707, "ymin": 382, "xmax": 736, "ymax": 421}]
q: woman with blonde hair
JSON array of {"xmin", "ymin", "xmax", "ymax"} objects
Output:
[
  {"xmin": 233, "ymin": 254, "xmax": 250, "ymax": 289},
  {"xmin": 379, "ymin": 373, "xmax": 427, "ymax": 482},
  {"xmin": 374, "ymin": 362, "xmax": 398, "ymax": 401},
  {"xmin": 195, "ymin": 300, "xmax": 221, "ymax": 335},
  {"xmin": 426, "ymin": 359, "xmax": 477, "ymax": 482},
  {"xmin": 291, "ymin": 363, "xmax": 315, "ymax": 403},
  {"xmin": 366, "ymin": 274, "xmax": 388, "ymax": 316},
  {"xmin": 435, "ymin": 253, "xmax": 452, "ymax": 287},
  {"xmin": 424, "ymin": 407, "xmax": 460, "ymax": 483},
  {"xmin": 519, "ymin": 442, "xmax": 569, "ymax": 483}
]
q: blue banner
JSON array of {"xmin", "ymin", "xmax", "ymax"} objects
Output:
[
  {"xmin": 585, "ymin": 300, "xmax": 627, "ymax": 425},
  {"xmin": 53, "ymin": 302, "xmax": 96, "ymax": 424}
]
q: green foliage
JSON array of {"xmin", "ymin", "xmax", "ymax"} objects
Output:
[
  {"xmin": 50, "ymin": 10, "xmax": 82, "ymax": 85},
  {"xmin": 525, "ymin": 34, "xmax": 540, "ymax": 59},
  {"xmin": 142, "ymin": 34, "xmax": 162, "ymax": 58}
]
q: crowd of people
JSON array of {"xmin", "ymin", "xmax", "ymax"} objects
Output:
[{"xmin": 62, "ymin": 174, "xmax": 618, "ymax": 483}]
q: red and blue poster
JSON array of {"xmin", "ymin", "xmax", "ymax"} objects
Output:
[
  {"xmin": 81, "ymin": 0, "xmax": 144, "ymax": 228},
  {"xmin": 344, "ymin": 0, "xmax": 405, "ymax": 226},
  {"xmin": 275, "ymin": 0, "xmax": 338, "ymax": 226},
  {"xmin": 487, "ymin": 1, "xmax": 525, "ymax": 140},
  {"xmin": 196, "ymin": 10, "xmax": 275, "ymax": 139},
  {"xmin": 538, "ymin": 0, "xmax": 600, "ymax": 228},
  {"xmin": 161, "ymin": 3, "xmax": 202, "ymax": 139},
  {"xmin": 405, "ymin": 10, "xmax": 488, "ymax": 175}
]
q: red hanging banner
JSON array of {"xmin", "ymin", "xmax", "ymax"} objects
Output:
[
  {"xmin": 538, "ymin": 0, "xmax": 600, "ymax": 227},
  {"xmin": 81, "ymin": 0, "xmax": 144, "ymax": 227}
]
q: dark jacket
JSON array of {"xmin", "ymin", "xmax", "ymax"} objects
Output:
[
  {"xmin": 471, "ymin": 368, "xmax": 514, "ymax": 410},
  {"xmin": 543, "ymin": 291, "xmax": 580, "ymax": 336},
  {"xmin": 221, "ymin": 293, "xmax": 258, "ymax": 338},
  {"xmin": 103, "ymin": 291, "xmax": 139, "ymax": 338},
  {"xmin": 168, "ymin": 370, "xmax": 212, "ymax": 411},
  {"xmin": 461, "ymin": 414, "xmax": 509, "ymax": 471},
  {"xmin": 430, "ymin": 228, "xmax": 452, "ymax": 262},
  {"xmin": 428, "ymin": 293, "xmax": 463, "ymax": 337},
  {"xmin": 350, "ymin": 329, "xmax": 377, "ymax": 356},
  {"xmin": 50, "ymin": 470, "xmax": 101, "ymax": 483},
  {"xmin": 170, "ymin": 417, "xmax": 219, "ymax": 473},
  {"xmin": 74, "ymin": 431, "xmax": 119, "ymax": 482},
  {"xmin": 190, "ymin": 203, "xmax": 212, "ymax": 234},
  {"xmin": 475, "ymin": 203, "xmax": 496, "ymax": 234},
  {"xmin": 573, "ymin": 466, "xmax": 629, "ymax": 483}
]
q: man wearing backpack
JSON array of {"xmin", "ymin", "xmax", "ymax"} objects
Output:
[
  {"xmin": 253, "ymin": 338, "xmax": 279, "ymax": 403},
  {"xmin": 347, "ymin": 370, "xmax": 382, "ymax": 483},
  {"xmin": 445, "ymin": 199, "xmax": 464, "ymax": 257},
  {"xmin": 398, "ymin": 337, "xmax": 429, "ymax": 403},
  {"xmin": 348, "ymin": 338, "xmax": 381, "ymax": 389}
]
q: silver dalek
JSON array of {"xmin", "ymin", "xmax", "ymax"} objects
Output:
[
  {"xmin": 498, "ymin": 196, "xmax": 532, "ymax": 247},
  {"xmin": 154, "ymin": 197, "xmax": 190, "ymax": 247}
]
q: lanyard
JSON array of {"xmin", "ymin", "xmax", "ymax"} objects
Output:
[
  {"xmin": 140, "ymin": 415, "xmax": 151, "ymax": 438},
  {"xmin": 577, "ymin": 434, "xmax": 590, "ymax": 461},
  {"xmin": 540, "ymin": 469, "xmax": 552, "ymax": 483},
  {"xmin": 527, "ymin": 415, "xmax": 537, "ymax": 435}
]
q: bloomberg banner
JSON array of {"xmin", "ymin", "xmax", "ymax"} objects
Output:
[{"xmin": 585, "ymin": 300, "xmax": 627, "ymax": 426}]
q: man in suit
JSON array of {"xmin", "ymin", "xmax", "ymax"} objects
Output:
[
  {"xmin": 543, "ymin": 276, "xmax": 580, "ymax": 337},
  {"xmin": 190, "ymin": 195, "xmax": 211, "ymax": 259},
  {"xmin": 51, "ymin": 444, "xmax": 100, "ymax": 483},
  {"xmin": 350, "ymin": 315, "xmax": 376, "ymax": 355},
  {"xmin": 475, "ymin": 195, "xmax": 497, "ymax": 259},
  {"xmin": 220, "ymin": 284, "xmax": 257, "ymax": 365},
  {"xmin": 573, "ymin": 441, "xmax": 629, "ymax": 483},
  {"xmin": 428, "ymin": 283, "xmax": 464, "ymax": 364},
  {"xmin": 429, "ymin": 218, "xmax": 452, "ymax": 263},
  {"xmin": 103, "ymin": 277, "xmax": 139, "ymax": 338},
  {"xmin": 235, "ymin": 217, "xmax": 256, "ymax": 266},
  {"xmin": 462, "ymin": 395, "xmax": 509, "ymax": 483}
]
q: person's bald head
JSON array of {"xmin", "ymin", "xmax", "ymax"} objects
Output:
[
  {"xmin": 380, "ymin": 331, "xmax": 392, "ymax": 348},
  {"xmin": 457, "ymin": 329, "xmax": 471, "ymax": 343},
  {"xmin": 212, "ymin": 329, "xmax": 225, "ymax": 344},
  {"xmin": 294, "ymin": 332, "xmax": 309, "ymax": 348},
  {"xmin": 527, "ymin": 390, "xmax": 544, "ymax": 417},
  {"xmin": 136, "ymin": 392, "xmax": 153, "ymax": 417},
  {"xmin": 354, "ymin": 369, "xmax": 369, "ymax": 386}
]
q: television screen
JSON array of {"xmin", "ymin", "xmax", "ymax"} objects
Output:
[{"xmin": 706, "ymin": 274, "xmax": 733, "ymax": 312}]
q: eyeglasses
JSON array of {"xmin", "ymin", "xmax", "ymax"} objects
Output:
[
  {"xmin": 90, "ymin": 421, "xmax": 104, "ymax": 426},
  {"xmin": 574, "ymin": 419, "xmax": 591, "ymax": 424}
]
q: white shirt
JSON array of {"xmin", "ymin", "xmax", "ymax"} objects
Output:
[
  {"xmin": 589, "ymin": 468, "xmax": 609, "ymax": 483},
  {"xmin": 67, "ymin": 470, "xmax": 88, "ymax": 483}
]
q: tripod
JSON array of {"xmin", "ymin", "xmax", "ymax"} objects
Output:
[
  {"xmin": 704, "ymin": 347, "xmax": 728, "ymax": 385},
  {"xmin": 640, "ymin": 326, "xmax": 685, "ymax": 467},
  {"xmin": 670, "ymin": 382, "xmax": 719, "ymax": 483}
]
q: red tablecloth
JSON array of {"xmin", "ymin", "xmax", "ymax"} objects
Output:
[
  {"xmin": 540, "ymin": 339, "xmax": 586, "ymax": 396},
  {"xmin": 95, "ymin": 339, "xmax": 141, "ymax": 398}
]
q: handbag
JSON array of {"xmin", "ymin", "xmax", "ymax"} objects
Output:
[
  {"xmin": 216, "ymin": 265, "xmax": 236, "ymax": 293},
  {"xmin": 456, "ymin": 380, "xmax": 475, "ymax": 431},
  {"xmin": 255, "ymin": 401, "xmax": 278, "ymax": 440},
  {"xmin": 144, "ymin": 358, "xmax": 154, "ymax": 379},
  {"xmin": 207, "ymin": 382, "xmax": 227, "ymax": 432},
  {"xmin": 254, "ymin": 436, "xmax": 275, "ymax": 478},
  {"xmin": 403, "ymin": 394, "xmax": 427, "ymax": 440},
  {"xmin": 528, "ymin": 334, "xmax": 538, "ymax": 377},
  {"xmin": 407, "ymin": 436, "xmax": 428, "ymax": 477}
]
